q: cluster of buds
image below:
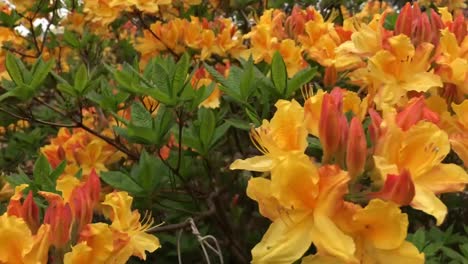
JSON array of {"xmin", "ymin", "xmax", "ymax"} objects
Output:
[
  {"xmin": 395, "ymin": 2, "xmax": 444, "ymax": 46},
  {"xmin": 318, "ymin": 88, "xmax": 367, "ymax": 179}
]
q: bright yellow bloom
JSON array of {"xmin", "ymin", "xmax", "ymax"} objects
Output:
[
  {"xmin": 374, "ymin": 116, "xmax": 468, "ymax": 225},
  {"xmin": 102, "ymin": 192, "xmax": 160, "ymax": 260},
  {"xmin": 303, "ymin": 199, "xmax": 424, "ymax": 264},
  {"xmin": 435, "ymin": 29, "xmax": 468, "ymax": 103},
  {"xmin": 110, "ymin": 0, "xmax": 171, "ymax": 13},
  {"xmin": 366, "ymin": 34, "xmax": 442, "ymax": 107},
  {"xmin": 84, "ymin": 0, "xmax": 123, "ymax": 26},
  {"xmin": 0, "ymin": 214, "xmax": 51, "ymax": 264},
  {"xmin": 230, "ymin": 100, "xmax": 308, "ymax": 172},
  {"xmin": 64, "ymin": 223, "xmax": 114, "ymax": 264},
  {"xmin": 247, "ymin": 165, "xmax": 356, "ymax": 263}
]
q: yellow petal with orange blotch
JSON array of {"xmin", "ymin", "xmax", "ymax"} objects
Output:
[{"xmin": 411, "ymin": 186, "xmax": 447, "ymax": 225}]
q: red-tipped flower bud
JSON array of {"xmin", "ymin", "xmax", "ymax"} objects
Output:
[
  {"xmin": 346, "ymin": 117, "xmax": 367, "ymax": 179},
  {"xmin": 319, "ymin": 93, "xmax": 342, "ymax": 163},
  {"xmin": 369, "ymin": 169, "xmax": 415, "ymax": 206},
  {"xmin": 396, "ymin": 96, "xmax": 440, "ymax": 130}
]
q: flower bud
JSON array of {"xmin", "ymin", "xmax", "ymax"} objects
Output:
[
  {"xmin": 369, "ymin": 169, "xmax": 415, "ymax": 206},
  {"xmin": 396, "ymin": 97, "xmax": 440, "ymax": 131},
  {"xmin": 7, "ymin": 189, "xmax": 39, "ymax": 233},
  {"xmin": 450, "ymin": 14, "xmax": 467, "ymax": 45},
  {"xmin": 368, "ymin": 108, "xmax": 383, "ymax": 145},
  {"xmin": 346, "ymin": 117, "xmax": 367, "ymax": 179},
  {"xmin": 412, "ymin": 11, "xmax": 432, "ymax": 46},
  {"xmin": 395, "ymin": 3, "xmax": 414, "ymax": 37},
  {"xmin": 44, "ymin": 201, "xmax": 73, "ymax": 248},
  {"xmin": 324, "ymin": 66, "xmax": 337, "ymax": 87},
  {"xmin": 319, "ymin": 93, "xmax": 341, "ymax": 163}
]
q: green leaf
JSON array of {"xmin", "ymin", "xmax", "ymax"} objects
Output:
[
  {"xmin": 30, "ymin": 58, "xmax": 54, "ymax": 89},
  {"xmin": 245, "ymin": 107, "xmax": 261, "ymax": 126},
  {"xmin": 239, "ymin": 56, "xmax": 254, "ymax": 100},
  {"xmin": 271, "ymin": 51, "xmax": 287, "ymax": 96},
  {"xmin": 225, "ymin": 118, "xmax": 251, "ymax": 131},
  {"xmin": 198, "ymin": 108, "xmax": 216, "ymax": 150},
  {"xmin": 6, "ymin": 52, "xmax": 24, "ymax": 85},
  {"xmin": 63, "ymin": 30, "xmax": 80, "ymax": 48},
  {"xmin": 49, "ymin": 161, "xmax": 67, "ymax": 183},
  {"xmin": 33, "ymin": 154, "xmax": 55, "ymax": 192},
  {"xmin": 409, "ymin": 228, "xmax": 426, "ymax": 251},
  {"xmin": 211, "ymin": 122, "xmax": 231, "ymax": 148},
  {"xmin": 101, "ymin": 171, "xmax": 145, "ymax": 195},
  {"xmin": 74, "ymin": 64, "xmax": 88, "ymax": 93},
  {"xmin": 6, "ymin": 169, "xmax": 32, "ymax": 187},
  {"xmin": 133, "ymin": 151, "xmax": 166, "ymax": 193},
  {"xmin": 173, "ymin": 52, "xmax": 190, "ymax": 96},
  {"xmin": 130, "ymin": 102, "xmax": 152, "ymax": 128},
  {"xmin": 441, "ymin": 247, "xmax": 468, "ymax": 263},
  {"xmin": 286, "ymin": 67, "xmax": 316, "ymax": 97}
]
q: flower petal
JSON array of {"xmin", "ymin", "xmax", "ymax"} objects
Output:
[
  {"xmin": 416, "ymin": 164, "xmax": 468, "ymax": 194},
  {"xmin": 411, "ymin": 186, "xmax": 447, "ymax": 225},
  {"xmin": 229, "ymin": 155, "xmax": 275, "ymax": 172},
  {"xmin": 251, "ymin": 213, "xmax": 314, "ymax": 264}
]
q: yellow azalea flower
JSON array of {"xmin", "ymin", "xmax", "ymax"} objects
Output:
[
  {"xmin": 374, "ymin": 119, "xmax": 468, "ymax": 225},
  {"xmin": 0, "ymin": 214, "xmax": 51, "ymax": 264},
  {"xmin": 84, "ymin": 0, "xmax": 123, "ymax": 26},
  {"xmin": 367, "ymin": 34, "xmax": 442, "ymax": 107},
  {"xmin": 435, "ymin": 29, "xmax": 468, "ymax": 103},
  {"xmin": 194, "ymin": 78, "xmax": 221, "ymax": 108},
  {"xmin": 230, "ymin": 99, "xmax": 307, "ymax": 172},
  {"xmin": 64, "ymin": 223, "xmax": 114, "ymax": 264},
  {"xmin": 110, "ymin": 0, "xmax": 171, "ymax": 13},
  {"xmin": 449, "ymin": 101, "xmax": 468, "ymax": 166},
  {"xmin": 248, "ymin": 165, "xmax": 356, "ymax": 263},
  {"xmin": 304, "ymin": 199, "xmax": 424, "ymax": 264},
  {"xmin": 102, "ymin": 192, "xmax": 160, "ymax": 260}
]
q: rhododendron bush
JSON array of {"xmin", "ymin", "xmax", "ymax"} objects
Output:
[{"xmin": 0, "ymin": 0, "xmax": 466, "ymax": 263}]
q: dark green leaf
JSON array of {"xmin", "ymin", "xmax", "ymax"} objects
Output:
[
  {"xmin": 271, "ymin": 51, "xmax": 287, "ymax": 96},
  {"xmin": 101, "ymin": 171, "xmax": 145, "ymax": 194}
]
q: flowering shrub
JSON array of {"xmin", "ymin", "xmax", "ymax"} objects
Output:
[{"xmin": 0, "ymin": 0, "xmax": 466, "ymax": 263}]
